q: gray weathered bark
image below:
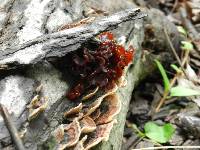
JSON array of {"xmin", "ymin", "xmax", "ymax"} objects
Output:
[{"xmin": 0, "ymin": 8, "xmax": 145, "ymax": 70}]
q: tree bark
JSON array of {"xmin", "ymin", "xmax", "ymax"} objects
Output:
[
  {"xmin": 0, "ymin": 8, "xmax": 145, "ymax": 70},
  {"xmin": 0, "ymin": 0, "xmax": 181, "ymax": 150}
]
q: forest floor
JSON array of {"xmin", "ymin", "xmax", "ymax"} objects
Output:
[{"xmin": 123, "ymin": 0, "xmax": 200, "ymax": 150}]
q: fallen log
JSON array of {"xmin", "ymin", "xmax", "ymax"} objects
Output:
[
  {"xmin": 0, "ymin": 8, "xmax": 146, "ymax": 70},
  {"xmin": 0, "ymin": 0, "xmax": 181, "ymax": 150}
]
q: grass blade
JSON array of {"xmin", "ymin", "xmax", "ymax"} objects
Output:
[{"xmin": 155, "ymin": 59, "xmax": 170, "ymax": 92}]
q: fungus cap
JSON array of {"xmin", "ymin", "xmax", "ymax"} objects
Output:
[
  {"xmin": 80, "ymin": 116, "xmax": 96, "ymax": 133},
  {"xmin": 95, "ymin": 93, "xmax": 121, "ymax": 125}
]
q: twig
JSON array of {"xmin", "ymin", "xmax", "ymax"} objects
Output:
[
  {"xmin": 132, "ymin": 145, "xmax": 200, "ymax": 150},
  {"xmin": 155, "ymin": 27, "xmax": 191, "ymax": 112},
  {"xmin": 164, "ymin": 27, "xmax": 187, "ymax": 75},
  {"xmin": 155, "ymin": 74, "xmax": 178, "ymax": 112},
  {"xmin": 0, "ymin": 104, "xmax": 25, "ymax": 150}
]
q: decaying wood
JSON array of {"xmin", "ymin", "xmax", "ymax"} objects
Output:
[
  {"xmin": 0, "ymin": 0, "xmax": 182, "ymax": 150},
  {"xmin": 0, "ymin": 8, "xmax": 146, "ymax": 70}
]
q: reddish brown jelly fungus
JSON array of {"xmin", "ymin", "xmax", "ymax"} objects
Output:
[{"xmin": 67, "ymin": 32, "xmax": 134, "ymax": 100}]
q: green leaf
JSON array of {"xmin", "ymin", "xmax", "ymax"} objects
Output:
[
  {"xmin": 170, "ymin": 64, "xmax": 182, "ymax": 73},
  {"xmin": 155, "ymin": 59, "xmax": 170, "ymax": 92},
  {"xmin": 144, "ymin": 122, "xmax": 175, "ymax": 143},
  {"xmin": 177, "ymin": 26, "xmax": 187, "ymax": 36},
  {"xmin": 181, "ymin": 41, "xmax": 194, "ymax": 51},
  {"xmin": 170, "ymin": 86, "xmax": 200, "ymax": 97}
]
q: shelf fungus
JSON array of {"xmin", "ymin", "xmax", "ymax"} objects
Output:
[
  {"xmin": 47, "ymin": 32, "xmax": 134, "ymax": 149},
  {"xmin": 90, "ymin": 108, "xmax": 101, "ymax": 121},
  {"xmin": 27, "ymin": 95, "xmax": 48, "ymax": 121},
  {"xmin": 84, "ymin": 120, "xmax": 117, "ymax": 150},
  {"xmin": 83, "ymin": 83, "xmax": 118, "ymax": 117},
  {"xmin": 95, "ymin": 93, "xmax": 121, "ymax": 125},
  {"xmin": 82, "ymin": 86, "xmax": 99, "ymax": 101},
  {"xmin": 53, "ymin": 124, "xmax": 65, "ymax": 143},
  {"xmin": 64, "ymin": 103, "xmax": 83, "ymax": 118},
  {"xmin": 73, "ymin": 135, "xmax": 88, "ymax": 150},
  {"xmin": 80, "ymin": 116, "xmax": 96, "ymax": 133},
  {"xmin": 53, "ymin": 119, "xmax": 81, "ymax": 150}
]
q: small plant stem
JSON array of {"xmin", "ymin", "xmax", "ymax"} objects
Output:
[
  {"xmin": 155, "ymin": 27, "xmax": 191, "ymax": 112},
  {"xmin": 164, "ymin": 28, "xmax": 182, "ymax": 69},
  {"xmin": 125, "ymin": 121, "xmax": 145, "ymax": 148},
  {"xmin": 132, "ymin": 145, "xmax": 200, "ymax": 150},
  {"xmin": 164, "ymin": 27, "xmax": 189, "ymax": 79},
  {"xmin": 155, "ymin": 74, "xmax": 178, "ymax": 112},
  {"xmin": 128, "ymin": 122, "xmax": 145, "ymax": 137},
  {"xmin": 181, "ymin": 49, "xmax": 190, "ymax": 66}
]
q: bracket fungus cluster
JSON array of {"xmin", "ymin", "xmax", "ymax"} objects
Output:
[
  {"xmin": 27, "ymin": 85, "xmax": 48, "ymax": 121},
  {"xmin": 50, "ymin": 32, "xmax": 134, "ymax": 149},
  {"xmin": 52, "ymin": 88, "xmax": 120, "ymax": 150}
]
